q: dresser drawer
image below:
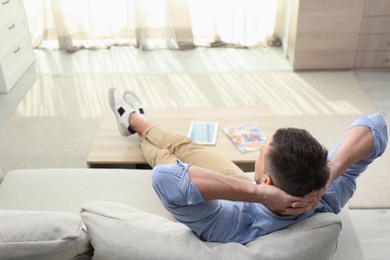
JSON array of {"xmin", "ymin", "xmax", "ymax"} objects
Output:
[
  {"xmin": 355, "ymin": 51, "xmax": 390, "ymax": 68},
  {"xmin": 358, "ymin": 34, "xmax": 390, "ymax": 51},
  {"xmin": 0, "ymin": 15, "xmax": 28, "ymax": 51},
  {"xmin": 361, "ymin": 16, "xmax": 390, "ymax": 34},
  {"xmin": 364, "ymin": 0, "xmax": 390, "ymax": 16},
  {"xmin": 0, "ymin": 36, "xmax": 33, "ymax": 87},
  {"xmin": 0, "ymin": 0, "xmax": 22, "ymax": 22}
]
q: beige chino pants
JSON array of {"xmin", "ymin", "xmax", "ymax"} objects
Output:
[{"xmin": 140, "ymin": 126, "xmax": 252, "ymax": 181}]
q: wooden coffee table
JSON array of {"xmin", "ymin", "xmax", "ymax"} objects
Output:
[{"xmin": 87, "ymin": 107, "xmax": 275, "ymax": 172}]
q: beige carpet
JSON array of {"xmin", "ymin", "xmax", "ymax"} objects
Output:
[{"xmin": 0, "ymin": 71, "xmax": 388, "ymax": 208}]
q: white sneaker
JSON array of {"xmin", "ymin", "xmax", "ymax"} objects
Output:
[
  {"xmin": 108, "ymin": 88, "xmax": 135, "ymax": 136},
  {"xmin": 123, "ymin": 91, "xmax": 147, "ymax": 122}
]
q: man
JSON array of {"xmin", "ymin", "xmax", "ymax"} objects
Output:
[{"xmin": 109, "ymin": 88, "xmax": 388, "ymax": 244}]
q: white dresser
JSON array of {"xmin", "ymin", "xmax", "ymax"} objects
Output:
[{"xmin": 0, "ymin": 0, "xmax": 34, "ymax": 93}]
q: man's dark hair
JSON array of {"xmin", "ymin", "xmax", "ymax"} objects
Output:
[{"xmin": 265, "ymin": 128, "xmax": 329, "ymax": 197}]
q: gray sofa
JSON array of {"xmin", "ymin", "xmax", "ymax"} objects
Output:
[{"xmin": 0, "ymin": 168, "xmax": 365, "ymax": 259}]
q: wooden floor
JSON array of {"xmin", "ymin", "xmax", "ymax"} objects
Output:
[{"xmin": 1, "ymin": 47, "xmax": 389, "ymax": 259}]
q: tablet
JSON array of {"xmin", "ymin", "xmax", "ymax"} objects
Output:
[{"xmin": 187, "ymin": 121, "xmax": 219, "ymax": 145}]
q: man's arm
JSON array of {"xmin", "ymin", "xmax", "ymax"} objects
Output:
[
  {"xmin": 188, "ymin": 166, "xmax": 317, "ymax": 215},
  {"xmin": 188, "ymin": 123, "xmax": 376, "ymax": 215},
  {"xmin": 327, "ymin": 125, "xmax": 373, "ymax": 184},
  {"xmin": 295, "ymin": 124, "xmax": 376, "ymax": 212}
]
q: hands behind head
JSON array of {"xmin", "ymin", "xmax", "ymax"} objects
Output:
[{"xmin": 258, "ymin": 183, "xmax": 326, "ymax": 216}]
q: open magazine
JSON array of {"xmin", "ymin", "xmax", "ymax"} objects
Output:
[{"xmin": 222, "ymin": 123, "xmax": 267, "ymax": 153}]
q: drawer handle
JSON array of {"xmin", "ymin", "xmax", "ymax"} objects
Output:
[
  {"xmin": 8, "ymin": 23, "xmax": 15, "ymax": 30},
  {"xmin": 13, "ymin": 46, "xmax": 20, "ymax": 53},
  {"xmin": 2, "ymin": 0, "xmax": 10, "ymax": 5}
]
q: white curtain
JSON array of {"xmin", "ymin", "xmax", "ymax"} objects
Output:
[{"xmin": 23, "ymin": 0, "xmax": 278, "ymax": 52}]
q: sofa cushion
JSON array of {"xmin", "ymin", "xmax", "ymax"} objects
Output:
[
  {"xmin": 81, "ymin": 201, "xmax": 341, "ymax": 260},
  {"xmin": 0, "ymin": 210, "xmax": 92, "ymax": 260}
]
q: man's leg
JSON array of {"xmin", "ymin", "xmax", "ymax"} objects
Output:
[
  {"xmin": 141, "ymin": 126, "xmax": 252, "ymax": 181},
  {"xmin": 140, "ymin": 137, "xmax": 177, "ymax": 165},
  {"xmin": 318, "ymin": 114, "xmax": 388, "ymax": 214},
  {"xmin": 109, "ymin": 88, "xmax": 250, "ymax": 181},
  {"xmin": 109, "ymin": 88, "xmax": 177, "ymax": 165}
]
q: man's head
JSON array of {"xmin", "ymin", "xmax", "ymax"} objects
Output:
[{"xmin": 255, "ymin": 128, "xmax": 329, "ymax": 197}]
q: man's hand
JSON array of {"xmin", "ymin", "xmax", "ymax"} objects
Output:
[{"xmin": 258, "ymin": 183, "xmax": 322, "ymax": 215}]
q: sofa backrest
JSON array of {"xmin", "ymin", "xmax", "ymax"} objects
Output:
[{"xmin": 0, "ymin": 168, "xmax": 174, "ymax": 220}]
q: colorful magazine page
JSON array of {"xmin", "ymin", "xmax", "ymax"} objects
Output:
[{"xmin": 222, "ymin": 123, "xmax": 267, "ymax": 153}]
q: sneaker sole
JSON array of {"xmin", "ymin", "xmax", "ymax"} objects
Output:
[{"xmin": 108, "ymin": 88, "xmax": 131, "ymax": 136}]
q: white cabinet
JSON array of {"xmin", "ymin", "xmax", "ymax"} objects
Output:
[{"xmin": 0, "ymin": 0, "xmax": 34, "ymax": 93}]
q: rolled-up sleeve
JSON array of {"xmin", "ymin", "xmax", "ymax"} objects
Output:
[
  {"xmin": 349, "ymin": 113, "xmax": 388, "ymax": 159},
  {"xmin": 152, "ymin": 160, "xmax": 205, "ymax": 208}
]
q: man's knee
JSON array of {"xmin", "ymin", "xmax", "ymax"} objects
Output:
[
  {"xmin": 152, "ymin": 165, "xmax": 172, "ymax": 200},
  {"xmin": 152, "ymin": 164, "xmax": 187, "ymax": 207}
]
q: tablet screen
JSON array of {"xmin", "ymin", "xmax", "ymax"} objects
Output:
[{"xmin": 187, "ymin": 122, "xmax": 219, "ymax": 145}]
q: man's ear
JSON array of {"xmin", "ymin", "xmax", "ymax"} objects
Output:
[{"xmin": 262, "ymin": 175, "xmax": 273, "ymax": 185}]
